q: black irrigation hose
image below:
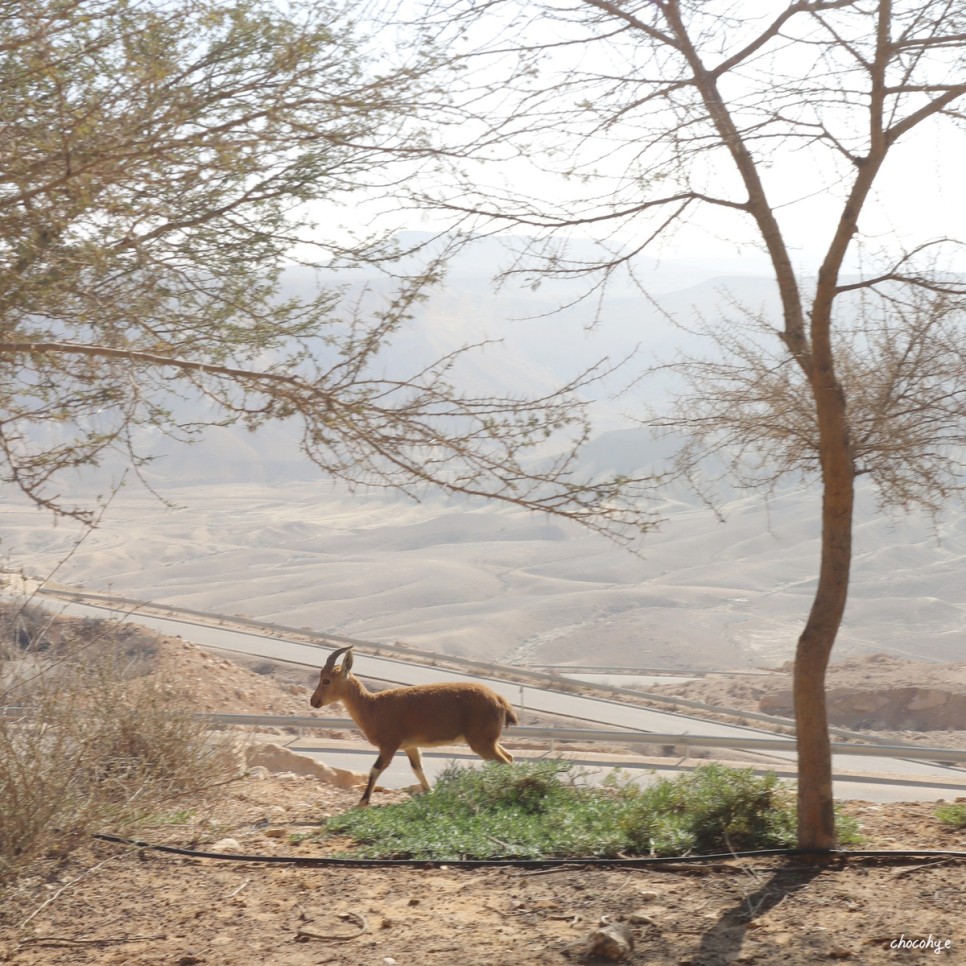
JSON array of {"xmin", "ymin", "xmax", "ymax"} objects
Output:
[{"xmin": 92, "ymin": 833, "xmax": 966, "ymax": 869}]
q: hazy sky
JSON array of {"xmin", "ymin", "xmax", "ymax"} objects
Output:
[{"xmin": 325, "ymin": 3, "xmax": 966, "ymax": 283}]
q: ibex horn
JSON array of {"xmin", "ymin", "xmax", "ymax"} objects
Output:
[{"xmin": 321, "ymin": 645, "xmax": 353, "ymax": 673}]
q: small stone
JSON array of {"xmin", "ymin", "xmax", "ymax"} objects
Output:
[
  {"xmin": 581, "ymin": 922, "xmax": 634, "ymax": 961},
  {"xmin": 210, "ymin": 838, "xmax": 243, "ymax": 853}
]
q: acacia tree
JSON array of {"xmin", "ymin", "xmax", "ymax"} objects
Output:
[
  {"xmin": 414, "ymin": 0, "xmax": 966, "ymax": 850},
  {"xmin": 0, "ymin": 0, "xmax": 651, "ymax": 540}
]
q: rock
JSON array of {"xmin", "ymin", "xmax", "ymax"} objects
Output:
[
  {"xmin": 907, "ymin": 689, "xmax": 949, "ymax": 711},
  {"xmin": 762, "ymin": 683, "xmax": 966, "ymax": 730},
  {"xmin": 759, "ymin": 690, "xmax": 793, "ymax": 714},
  {"xmin": 841, "ymin": 690, "xmax": 884, "ymax": 713},
  {"xmin": 581, "ymin": 922, "xmax": 634, "ymax": 961},
  {"xmin": 247, "ymin": 765, "xmax": 270, "ymax": 780},
  {"xmin": 247, "ymin": 742, "xmax": 367, "ymax": 790},
  {"xmin": 210, "ymin": 838, "xmax": 243, "ymax": 852}
]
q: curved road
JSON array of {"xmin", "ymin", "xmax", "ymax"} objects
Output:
[{"xmin": 32, "ymin": 591, "xmax": 966, "ymax": 802}]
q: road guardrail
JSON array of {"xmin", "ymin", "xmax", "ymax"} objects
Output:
[{"xmin": 201, "ymin": 713, "xmax": 966, "ymax": 764}]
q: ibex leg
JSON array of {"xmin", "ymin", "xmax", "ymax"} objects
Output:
[
  {"xmin": 406, "ymin": 748, "xmax": 432, "ymax": 792},
  {"xmin": 359, "ymin": 748, "xmax": 397, "ymax": 807}
]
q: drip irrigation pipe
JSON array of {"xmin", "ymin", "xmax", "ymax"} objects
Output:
[{"xmin": 93, "ymin": 833, "xmax": 966, "ymax": 869}]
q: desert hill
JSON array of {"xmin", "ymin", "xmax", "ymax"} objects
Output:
[
  {"xmin": 1, "ymin": 254, "xmax": 964, "ymax": 686},
  {"xmin": 3, "ymin": 472, "xmax": 964, "ymax": 677}
]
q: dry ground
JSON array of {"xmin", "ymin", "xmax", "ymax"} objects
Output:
[
  {"xmin": 1, "ymin": 779, "xmax": 964, "ymax": 966},
  {"xmin": 2, "ymin": 629, "xmax": 966, "ymax": 964}
]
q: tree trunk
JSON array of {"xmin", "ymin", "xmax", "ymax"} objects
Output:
[{"xmin": 794, "ymin": 327, "xmax": 855, "ymax": 853}]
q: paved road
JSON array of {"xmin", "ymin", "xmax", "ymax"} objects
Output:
[
  {"xmin": 37, "ymin": 593, "xmax": 966, "ymax": 800},
  {"xmin": 289, "ymin": 743, "xmax": 966, "ymax": 804}
]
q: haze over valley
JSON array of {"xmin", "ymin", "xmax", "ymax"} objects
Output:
[{"xmin": 3, "ymin": 242, "xmax": 964, "ymax": 674}]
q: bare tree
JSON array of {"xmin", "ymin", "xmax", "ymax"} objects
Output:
[
  {"xmin": 0, "ymin": 0, "xmax": 653, "ymax": 542},
  {"xmin": 414, "ymin": 0, "xmax": 966, "ymax": 851},
  {"xmin": 666, "ymin": 275, "xmax": 966, "ymax": 514}
]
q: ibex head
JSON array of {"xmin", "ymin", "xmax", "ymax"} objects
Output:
[{"xmin": 310, "ymin": 645, "xmax": 354, "ymax": 709}]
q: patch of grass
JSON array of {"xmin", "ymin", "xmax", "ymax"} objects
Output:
[
  {"xmin": 320, "ymin": 761, "xmax": 858, "ymax": 861},
  {"xmin": 935, "ymin": 802, "xmax": 966, "ymax": 829},
  {"xmin": 323, "ymin": 760, "xmax": 627, "ymax": 860},
  {"xmin": 835, "ymin": 811, "xmax": 863, "ymax": 847}
]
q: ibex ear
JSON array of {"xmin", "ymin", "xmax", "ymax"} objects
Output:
[{"xmin": 341, "ymin": 648, "xmax": 354, "ymax": 674}]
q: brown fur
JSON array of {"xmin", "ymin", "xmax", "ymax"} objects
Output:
[{"xmin": 310, "ymin": 646, "xmax": 517, "ymax": 806}]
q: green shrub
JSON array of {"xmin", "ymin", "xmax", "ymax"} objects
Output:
[
  {"xmin": 321, "ymin": 760, "xmax": 836, "ymax": 861},
  {"xmin": 617, "ymin": 764, "xmax": 798, "ymax": 855},
  {"xmin": 324, "ymin": 760, "xmax": 628, "ymax": 860},
  {"xmin": 935, "ymin": 802, "xmax": 966, "ymax": 829},
  {"xmin": 435, "ymin": 757, "xmax": 575, "ymax": 815}
]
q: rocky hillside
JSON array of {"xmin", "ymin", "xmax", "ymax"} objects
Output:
[{"xmin": 649, "ymin": 653, "xmax": 966, "ymax": 746}]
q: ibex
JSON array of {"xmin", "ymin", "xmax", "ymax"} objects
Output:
[{"xmin": 310, "ymin": 645, "xmax": 518, "ymax": 806}]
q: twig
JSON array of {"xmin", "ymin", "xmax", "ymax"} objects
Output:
[
  {"xmin": 515, "ymin": 863, "xmax": 584, "ymax": 877},
  {"xmin": 226, "ymin": 878, "xmax": 251, "ymax": 898},
  {"xmin": 889, "ymin": 858, "xmax": 956, "ymax": 880},
  {"xmin": 484, "ymin": 833, "xmax": 513, "ymax": 850},
  {"xmin": 18, "ymin": 934, "xmax": 166, "ymax": 948},
  {"xmin": 18, "ymin": 849, "xmax": 138, "ymax": 929},
  {"xmin": 295, "ymin": 911, "xmax": 368, "ymax": 942},
  {"xmin": 723, "ymin": 830, "xmax": 771, "ymax": 919},
  {"xmin": 632, "ymin": 862, "xmax": 734, "ymax": 874},
  {"xmin": 747, "ymin": 891, "xmax": 787, "ymax": 920}
]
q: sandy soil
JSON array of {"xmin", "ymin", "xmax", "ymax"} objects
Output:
[
  {"xmin": 3, "ymin": 627, "xmax": 966, "ymax": 964},
  {"xmin": 1, "ymin": 775, "xmax": 965, "ymax": 965}
]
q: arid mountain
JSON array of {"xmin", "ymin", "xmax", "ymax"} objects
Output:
[{"xmin": 2, "ymin": 248, "xmax": 963, "ymax": 675}]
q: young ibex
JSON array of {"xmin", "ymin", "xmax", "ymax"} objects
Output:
[{"xmin": 310, "ymin": 645, "xmax": 518, "ymax": 806}]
